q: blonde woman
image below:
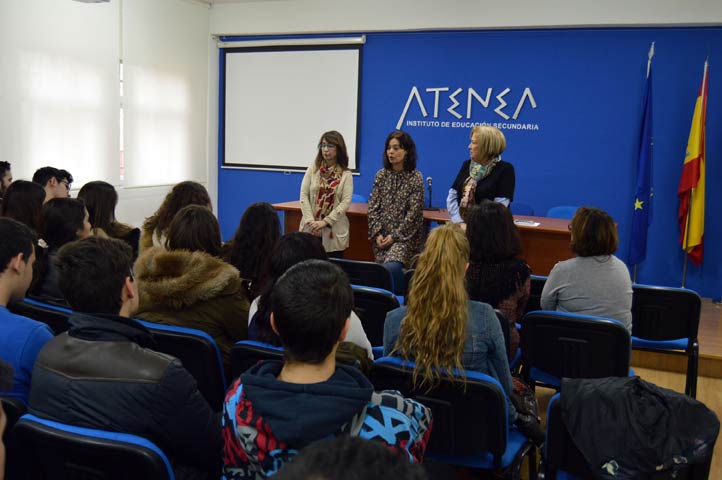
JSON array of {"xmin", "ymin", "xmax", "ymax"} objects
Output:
[
  {"xmin": 299, "ymin": 131, "xmax": 353, "ymax": 257},
  {"xmin": 447, "ymin": 126, "xmax": 515, "ymax": 226},
  {"xmin": 383, "ymin": 223, "xmax": 544, "ymax": 443}
]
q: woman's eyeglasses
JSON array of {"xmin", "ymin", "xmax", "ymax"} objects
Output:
[{"xmin": 318, "ymin": 143, "xmax": 337, "ymax": 151}]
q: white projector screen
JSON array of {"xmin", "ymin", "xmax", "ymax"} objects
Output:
[{"xmin": 222, "ymin": 46, "xmax": 361, "ymax": 172}]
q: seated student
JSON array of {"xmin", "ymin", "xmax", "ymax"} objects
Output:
[
  {"xmin": 384, "ymin": 223, "xmax": 544, "ymax": 444},
  {"xmin": 134, "ymin": 205, "xmax": 249, "ymax": 371},
  {"xmin": 28, "ymin": 237, "xmax": 220, "ymax": 478},
  {"xmin": 78, "ymin": 180, "xmax": 140, "ymax": 259},
  {"xmin": 140, "ymin": 181, "xmax": 211, "ymax": 251},
  {"xmin": 0, "ymin": 161, "xmax": 12, "ymax": 206},
  {"xmin": 0, "ymin": 180, "xmax": 46, "ymax": 234},
  {"xmin": 541, "ymin": 206, "xmax": 633, "ymax": 332},
  {"xmin": 30, "ymin": 198, "xmax": 92, "ymax": 304},
  {"xmin": 221, "ymin": 202, "xmax": 281, "ymax": 301},
  {"xmin": 0, "ymin": 219, "xmax": 53, "ymax": 404},
  {"xmin": 249, "ymin": 232, "xmax": 373, "ymax": 360},
  {"xmin": 32, "ymin": 166, "xmax": 72, "ymax": 202},
  {"xmin": 222, "ymin": 260, "xmax": 432, "ymax": 478}
]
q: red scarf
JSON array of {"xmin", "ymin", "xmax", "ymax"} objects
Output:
[{"xmin": 315, "ymin": 164, "xmax": 342, "ymax": 223}]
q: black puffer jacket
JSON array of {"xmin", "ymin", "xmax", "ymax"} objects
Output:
[
  {"xmin": 29, "ymin": 312, "xmax": 221, "ymax": 475},
  {"xmin": 561, "ymin": 376, "xmax": 719, "ymax": 479}
]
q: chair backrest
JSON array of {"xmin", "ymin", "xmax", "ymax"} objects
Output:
[
  {"xmin": 403, "ymin": 268, "xmax": 415, "ymax": 296},
  {"xmin": 351, "ymin": 193, "xmax": 367, "ymax": 203},
  {"xmin": 10, "ymin": 414, "xmax": 174, "ymax": 479},
  {"xmin": 352, "ymin": 285, "xmax": 400, "ymax": 346},
  {"xmin": 511, "ymin": 202, "xmax": 534, "ymax": 216},
  {"xmin": 546, "ymin": 206, "xmax": 578, "ymax": 219},
  {"xmin": 524, "ymin": 275, "xmax": 547, "ymax": 315},
  {"xmin": 1, "ymin": 396, "xmax": 27, "ymax": 443},
  {"xmin": 544, "ymin": 393, "xmax": 598, "ymax": 479},
  {"xmin": 520, "ymin": 311, "xmax": 630, "ymax": 383},
  {"xmin": 369, "ymin": 357, "xmax": 510, "ymax": 463},
  {"xmin": 330, "ymin": 257, "xmax": 394, "ymax": 292},
  {"xmin": 230, "ymin": 340, "xmax": 285, "ymax": 380},
  {"xmin": 494, "ymin": 309, "xmax": 512, "ymax": 362},
  {"xmin": 8, "ymin": 297, "xmax": 72, "ymax": 334},
  {"xmin": 631, "ymin": 284, "xmax": 701, "ymax": 343},
  {"xmin": 136, "ymin": 320, "xmax": 226, "ymax": 411}
]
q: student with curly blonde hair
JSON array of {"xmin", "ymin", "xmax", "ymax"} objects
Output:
[{"xmin": 383, "ymin": 223, "xmax": 544, "ymax": 443}]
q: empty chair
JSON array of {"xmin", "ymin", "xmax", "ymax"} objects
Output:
[
  {"xmin": 351, "ymin": 193, "xmax": 367, "ymax": 203},
  {"xmin": 524, "ymin": 275, "xmax": 547, "ymax": 315},
  {"xmin": 370, "ymin": 357, "xmax": 536, "ymax": 479},
  {"xmin": 230, "ymin": 340, "xmax": 284, "ymax": 380},
  {"xmin": 10, "ymin": 414, "xmax": 174, "ymax": 479},
  {"xmin": 510, "ymin": 202, "xmax": 534, "ymax": 216},
  {"xmin": 520, "ymin": 310, "xmax": 631, "ymax": 389},
  {"xmin": 546, "ymin": 205, "xmax": 578, "ymax": 219},
  {"xmin": 631, "ymin": 284, "xmax": 701, "ymax": 398},
  {"xmin": 330, "ymin": 257, "xmax": 394, "ymax": 292},
  {"xmin": 136, "ymin": 320, "xmax": 227, "ymax": 411},
  {"xmin": 8, "ymin": 297, "xmax": 71, "ymax": 334},
  {"xmin": 352, "ymin": 285, "xmax": 400, "ymax": 347}
]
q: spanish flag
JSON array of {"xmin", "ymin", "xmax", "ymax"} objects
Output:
[{"xmin": 678, "ymin": 60, "xmax": 708, "ymax": 266}]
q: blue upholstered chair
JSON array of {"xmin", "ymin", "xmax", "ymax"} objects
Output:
[
  {"xmin": 631, "ymin": 284, "xmax": 701, "ymax": 398},
  {"xmin": 136, "ymin": 320, "xmax": 227, "ymax": 411},
  {"xmin": 330, "ymin": 257, "xmax": 396, "ymax": 293},
  {"xmin": 546, "ymin": 205, "xmax": 579, "ymax": 219},
  {"xmin": 520, "ymin": 310, "xmax": 631, "ymax": 390},
  {"xmin": 524, "ymin": 274, "xmax": 547, "ymax": 315},
  {"xmin": 10, "ymin": 414, "xmax": 175, "ymax": 479},
  {"xmin": 369, "ymin": 356, "xmax": 536, "ymax": 479},
  {"xmin": 351, "ymin": 285, "xmax": 400, "ymax": 347},
  {"xmin": 230, "ymin": 339, "xmax": 285, "ymax": 380}
]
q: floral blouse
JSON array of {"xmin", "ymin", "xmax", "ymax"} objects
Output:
[{"xmin": 367, "ymin": 169, "xmax": 424, "ymax": 267}]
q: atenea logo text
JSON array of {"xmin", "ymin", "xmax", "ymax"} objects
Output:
[{"xmin": 395, "ymin": 86, "xmax": 539, "ymax": 132}]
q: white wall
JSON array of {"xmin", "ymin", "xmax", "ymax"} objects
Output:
[{"xmin": 209, "ymin": 0, "xmax": 722, "ymax": 35}]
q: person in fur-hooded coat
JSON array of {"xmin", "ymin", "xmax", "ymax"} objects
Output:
[{"xmin": 134, "ymin": 246, "xmax": 249, "ymax": 371}]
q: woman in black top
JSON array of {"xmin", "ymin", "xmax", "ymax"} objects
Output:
[{"xmin": 447, "ymin": 126, "xmax": 515, "ymax": 227}]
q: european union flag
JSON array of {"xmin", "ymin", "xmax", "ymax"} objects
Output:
[{"xmin": 629, "ymin": 44, "xmax": 654, "ymax": 266}]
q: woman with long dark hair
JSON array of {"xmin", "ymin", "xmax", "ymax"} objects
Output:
[
  {"xmin": 78, "ymin": 181, "xmax": 140, "ymax": 258},
  {"xmin": 465, "ymin": 201, "xmax": 530, "ymax": 361},
  {"xmin": 1, "ymin": 180, "xmax": 46, "ymax": 233},
  {"xmin": 221, "ymin": 202, "xmax": 280, "ymax": 301}
]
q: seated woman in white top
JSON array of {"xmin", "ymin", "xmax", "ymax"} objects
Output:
[
  {"xmin": 248, "ymin": 232, "xmax": 373, "ymax": 360},
  {"xmin": 541, "ymin": 206, "xmax": 633, "ymax": 331}
]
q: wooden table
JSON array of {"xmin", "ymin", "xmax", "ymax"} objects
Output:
[{"xmin": 273, "ymin": 201, "xmax": 573, "ymax": 275}]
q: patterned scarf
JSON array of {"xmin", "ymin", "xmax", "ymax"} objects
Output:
[
  {"xmin": 459, "ymin": 156, "xmax": 500, "ymax": 218},
  {"xmin": 315, "ymin": 163, "xmax": 342, "ymax": 222}
]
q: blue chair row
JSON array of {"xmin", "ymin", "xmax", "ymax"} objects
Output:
[
  {"xmin": 9, "ymin": 297, "xmax": 228, "ymax": 411},
  {"xmin": 331, "ymin": 257, "xmax": 409, "ymax": 297},
  {"xmin": 522, "ymin": 277, "xmax": 701, "ymax": 398}
]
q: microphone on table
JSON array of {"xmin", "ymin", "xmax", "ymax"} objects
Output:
[{"xmin": 424, "ymin": 176, "xmax": 440, "ymax": 211}]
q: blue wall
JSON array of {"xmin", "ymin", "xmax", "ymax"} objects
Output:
[{"xmin": 218, "ymin": 27, "xmax": 722, "ymax": 298}]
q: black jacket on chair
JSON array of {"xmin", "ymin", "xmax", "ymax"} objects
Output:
[
  {"xmin": 560, "ymin": 376, "xmax": 719, "ymax": 479},
  {"xmin": 28, "ymin": 312, "xmax": 221, "ymax": 476}
]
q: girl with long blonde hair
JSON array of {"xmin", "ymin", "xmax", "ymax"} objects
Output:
[{"xmin": 383, "ymin": 223, "xmax": 534, "ymax": 433}]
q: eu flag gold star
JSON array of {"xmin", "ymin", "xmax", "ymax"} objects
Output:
[{"xmin": 634, "ymin": 198, "xmax": 644, "ymax": 210}]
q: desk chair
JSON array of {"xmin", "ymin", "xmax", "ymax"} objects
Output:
[
  {"xmin": 330, "ymin": 257, "xmax": 395, "ymax": 293},
  {"xmin": 230, "ymin": 340, "xmax": 284, "ymax": 380},
  {"xmin": 520, "ymin": 311, "xmax": 631, "ymax": 390},
  {"xmin": 352, "ymin": 285, "xmax": 400, "ymax": 347},
  {"xmin": 10, "ymin": 414, "xmax": 174, "ymax": 479},
  {"xmin": 370, "ymin": 357, "xmax": 536, "ymax": 480},
  {"xmin": 8, "ymin": 297, "xmax": 72, "ymax": 334},
  {"xmin": 546, "ymin": 206, "xmax": 578, "ymax": 219},
  {"xmin": 631, "ymin": 284, "xmax": 701, "ymax": 398},
  {"xmin": 136, "ymin": 320, "xmax": 227, "ymax": 411},
  {"xmin": 1, "ymin": 396, "xmax": 26, "ymax": 443}
]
